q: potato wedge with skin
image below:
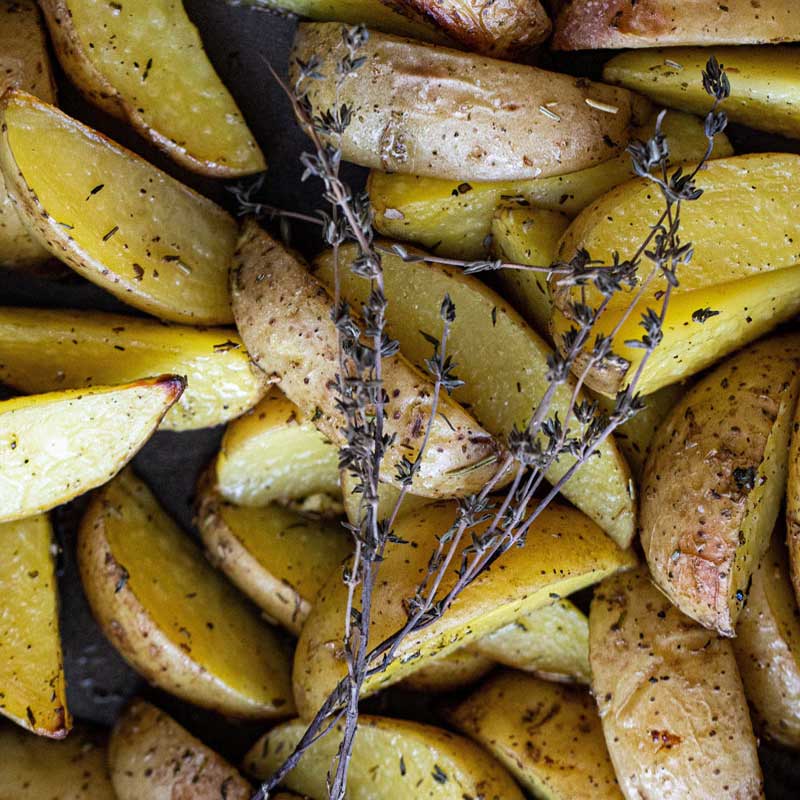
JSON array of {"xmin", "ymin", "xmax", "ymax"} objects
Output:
[
  {"xmin": 0, "ymin": 376, "xmax": 183, "ymax": 523},
  {"xmin": 449, "ymin": 671, "xmax": 622, "ymax": 799},
  {"xmin": 41, "ymin": 0, "xmax": 264, "ymax": 177},
  {"xmin": 314, "ymin": 242, "xmax": 635, "ymax": 546},
  {"xmin": 590, "ymin": 566, "xmax": 763, "ymax": 799},
  {"xmin": 0, "ymin": 723, "xmax": 115, "ymax": 799},
  {"xmin": 0, "ymin": 514, "xmax": 69, "ymax": 737},
  {"xmin": 340, "ymin": 469, "xmax": 434, "ymax": 528},
  {"xmin": 78, "ymin": 469, "xmax": 294, "ymax": 719},
  {"xmin": 196, "ymin": 481, "xmax": 351, "ymax": 635},
  {"xmin": 641, "ymin": 334, "xmax": 800, "ymax": 635},
  {"xmin": 109, "ymin": 699, "xmax": 251, "ymax": 800},
  {"xmin": 553, "ymin": 153, "xmax": 800, "ymax": 397},
  {"xmin": 552, "ymin": 0, "xmax": 800, "ymax": 49},
  {"xmin": 369, "ymin": 110, "xmax": 732, "ymax": 260},
  {"xmin": 0, "ymin": 91, "xmax": 238, "ymax": 324},
  {"xmin": 733, "ymin": 534, "xmax": 800, "ymax": 749},
  {"xmin": 215, "ymin": 388, "xmax": 341, "ymax": 510},
  {"xmin": 787, "ymin": 396, "xmax": 800, "ymax": 605},
  {"xmin": 292, "ymin": 24, "xmax": 645, "ymax": 182},
  {"xmin": 293, "ymin": 500, "xmax": 636, "ymax": 719},
  {"xmin": 605, "ymin": 47, "xmax": 800, "ymax": 140},
  {"xmin": 244, "ymin": 715, "xmax": 525, "ymax": 800},
  {"xmin": 0, "ymin": 0, "xmax": 59, "ymax": 272},
  {"xmin": 474, "ymin": 598, "xmax": 590, "ymax": 683},
  {"xmin": 401, "ymin": 648, "xmax": 495, "ymax": 692},
  {"xmin": 231, "ymin": 222, "xmax": 503, "ymax": 499},
  {"xmin": 0, "ymin": 307, "xmax": 266, "ymax": 431}
]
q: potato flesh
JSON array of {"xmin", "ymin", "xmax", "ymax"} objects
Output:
[
  {"xmin": 450, "ymin": 672, "xmax": 622, "ymax": 799},
  {"xmin": 0, "ymin": 514, "xmax": 69, "ymax": 737},
  {"xmin": 368, "ymin": 111, "xmax": 733, "ymax": 259},
  {"xmin": 0, "ymin": 307, "xmax": 266, "ymax": 431},
  {"xmin": 244, "ymin": 715, "xmax": 526, "ymax": 800},
  {"xmin": 641, "ymin": 334, "xmax": 800, "ymax": 634},
  {"xmin": 83, "ymin": 469, "xmax": 294, "ymax": 716},
  {"xmin": 0, "ymin": 724, "xmax": 115, "ymax": 799},
  {"xmin": 605, "ymin": 47, "xmax": 800, "ymax": 140},
  {"xmin": 216, "ymin": 389, "xmax": 341, "ymax": 508},
  {"xmin": 0, "ymin": 92, "xmax": 237, "ymax": 323},
  {"xmin": 0, "ymin": 377, "xmax": 182, "ymax": 522},
  {"xmin": 314, "ymin": 243, "xmax": 635, "ymax": 546},
  {"xmin": 293, "ymin": 500, "xmax": 636, "ymax": 718},
  {"xmin": 590, "ymin": 567, "xmax": 763, "ymax": 800},
  {"xmin": 400, "ymin": 648, "xmax": 495, "ymax": 692},
  {"xmin": 47, "ymin": 0, "xmax": 265, "ymax": 175}
]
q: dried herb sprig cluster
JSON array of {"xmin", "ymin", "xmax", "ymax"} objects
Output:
[{"xmin": 247, "ymin": 34, "xmax": 730, "ymax": 800}]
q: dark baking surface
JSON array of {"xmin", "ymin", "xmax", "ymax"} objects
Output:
[{"xmin": 2, "ymin": 2, "xmax": 799, "ymax": 793}]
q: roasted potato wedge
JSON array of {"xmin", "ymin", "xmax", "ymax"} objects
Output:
[
  {"xmin": 0, "ymin": 376, "xmax": 183, "ymax": 523},
  {"xmin": 733, "ymin": 533, "xmax": 800, "ymax": 749},
  {"xmin": 291, "ymin": 23, "xmax": 646, "ymax": 182},
  {"xmin": 0, "ymin": 723, "xmax": 115, "ymax": 798},
  {"xmin": 449, "ymin": 671, "xmax": 622, "ymax": 799},
  {"xmin": 196, "ymin": 480, "xmax": 351, "ymax": 635},
  {"xmin": 0, "ymin": 307, "xmax": 266, "ymax": 431},
  {"xmin": 231, "ymin": 221, "xmax": 503, "ymax": 499},
  {"xmin": 590, "ymin": 566, "xmax": 763, "ymax": 799},
  {"xmin": 401, "ymin": 648, "xmax": 495, "ymax": 692},
  {"xmin": 215, "ymin": 388, "xmax": 341, "ymax": 510},
  {"xmin": 605, "ymin": 47, "xmax": 800, "ymax": 140},
  {"xmin": 0, "ymin": 0, "xmax": 58, "ymax": 271},
  {"xmin": 314, "ymin": 242, "xmax": 635, "ymax": 545},
  {"xmin": 78, "ymin": 469, "xmax": 294, "ymax": 718},
  {"xmin": 293, "ymin": 500, "xmax": 636, "ymax": 718},
  {"xmin": 641, "ymin": 334, "xmax": 800, "ymax": 635},
  {"xmin": 552, "ymin": 0, "xmax": 800, "ymax": 49},
  {"xmin": 41, "ymin": 0, "xmax": 265, "ymax": 177},
  {"xmin": 109, "ymin": 699, "xmax": 252, "ymax": 799},
  {"xmin": 0, "ymin": 91, "xmax": 238, "ymax": 324},
  {"xmin": 244, "ymin": 715, "xmax": 525, "ymax": 800},
  {"xmin": 553, "ymin": 153, "xmax": 800, "ymax": 397},
  {"xmin": 0, "ymin": 514, "xmax": 69, "ymax": 737},
  {"xmin": 474, "ymin": 598, "xmax": 590, "ymax": 683},
  {"xmin": 787, "ymin": 394, "xmax": 800, "ymax": 605},
  {"xmin": 368, "ymin": 111, "xmax": 732, "ymax": 259},
  {"xmin": 340, "ymin": 469, "xmax": 434, "ymax": 527}
]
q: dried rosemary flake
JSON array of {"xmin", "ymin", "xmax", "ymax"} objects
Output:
[
  {"xmin": 664, "ymin": 59, "xmax": 684, "ymax": 69},
  {"xmin": 538, "ymin": 105, "xmax": 561, "ymax": 122},
  {"xmin": 585, "ymin": 98, "xmax": 619, "ymax": 114},
  {"xmin": 383, "ymin": 207, "xmax": 404, "ymax": 220}
]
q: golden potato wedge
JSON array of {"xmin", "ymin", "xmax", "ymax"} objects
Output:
[
  {"xmin": 78, "ymin": 469, "xmax": 294, "ymax": 719},
  {"xmin": 231, "ymin": 222, "xmax": 503, "ymax": 500},
  {"xmin": 733, "ymin": 534, "xmax": 800, "ymax": 749},
  {"xmin": 590, "ymin": 566, "xmax": 763, "ymax": 800},
  {"xmin": 340, "ymin": 468, "xmax": 436, "ymax": 527},
  {"xmin": 109, "ymin": 699, "xmax": 251, "ymax": 799},
  {"xmin": 0, "ymin": 307, "xmax": 266, "ymax": 431},
  {"xmin": 215, "ymin": 388, "xmax": 341, "ymax": 510},
  {"xmin": 641, "ymin": 334, "xmax": 800, "ymax": 635},
  {"xmin": 196, "ymin": 480, "xmax": 351, "ymax": 635},
  {"xmin": 605, "ymin": 47, "xmax": 800, "ymax": 140},
  {"xmin": 244, "ymin": 715, "xmax": 525, "ymax": 800},
  {"xmin": 0, "ymin": 376, "xmax": 183, "ymax": 523},
  {"xmin": 0, "ymin": 723, "xmax": 115, "ymax": 799},
  {"xmin": 474, "ymin": 598, "xmax": 590, "ymax": 683},
  {"xmin": 0, "ymin": 0, "xmax": 58, "ymax": 272},
  {"xmin": 787, "ymin": 397, "xmax": 800, "ymax": 605},
  {"xmin": 40, "ymin": 0, "xmax": 264, "ymax": 177},
  {"xmin": 293, "ymin": 500, "xmax": 636, "ymax": 718},
  {"xmin": 368, "ymin": 111, "xmax": 733, "ymax": 259},
  {"xmin": 400, "ymin": 647, "xmax": 495, "ymax": 692},
  {"xmin": 553, "ymin": 153, "xmax": 800, "ymax": 397},
  {"xmin": 0, "ymin": 514, "xmax": 69, "ymax": 737},
  {"xmin": 553, "ymin": 0, "xmax": 800, "ymax": 49},
  {"xmin": 0, "ymin": 91, "xmax": 238, "ymax": 324},
  {"xmin": 291, "ymin": 23, "xmax": 645, "ymax": 182},
  {"xmin": 314, "ymin": 242, "xmax": 635, "ymax": 545},
  {"xmin": 449, "ymin": 671, "xmax": 621, "ymax": 799}
]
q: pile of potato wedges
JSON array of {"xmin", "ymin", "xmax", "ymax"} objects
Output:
[{"xmin": 1, "ymin": 0, "xmax": 800, "ymax": 797}]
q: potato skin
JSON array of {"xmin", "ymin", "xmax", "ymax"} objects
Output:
[
  {"xmin": 641, "ymin": 334, "xmax": 800, "ymax": 635},
  {"xmin": 109, "ymin": 700, "xmax": 251, "ymax": 800},
  {"xmin": 590, "ymin": 566, "xmax": 764, "ymax": 800},
  {"xmin": 786, "ymin": 396, "xmax": 800, "ymax": 605},
  {"xmin": 291, "ymin": 23, "xmax": 646, "ymax": 181},
  {"xmin": 230, "ymin": 220, "xmax": 503, "ymax": 499},
  {"xmin": 553, "ymin": 0, "xmax": 800, "ymax": 50}
]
